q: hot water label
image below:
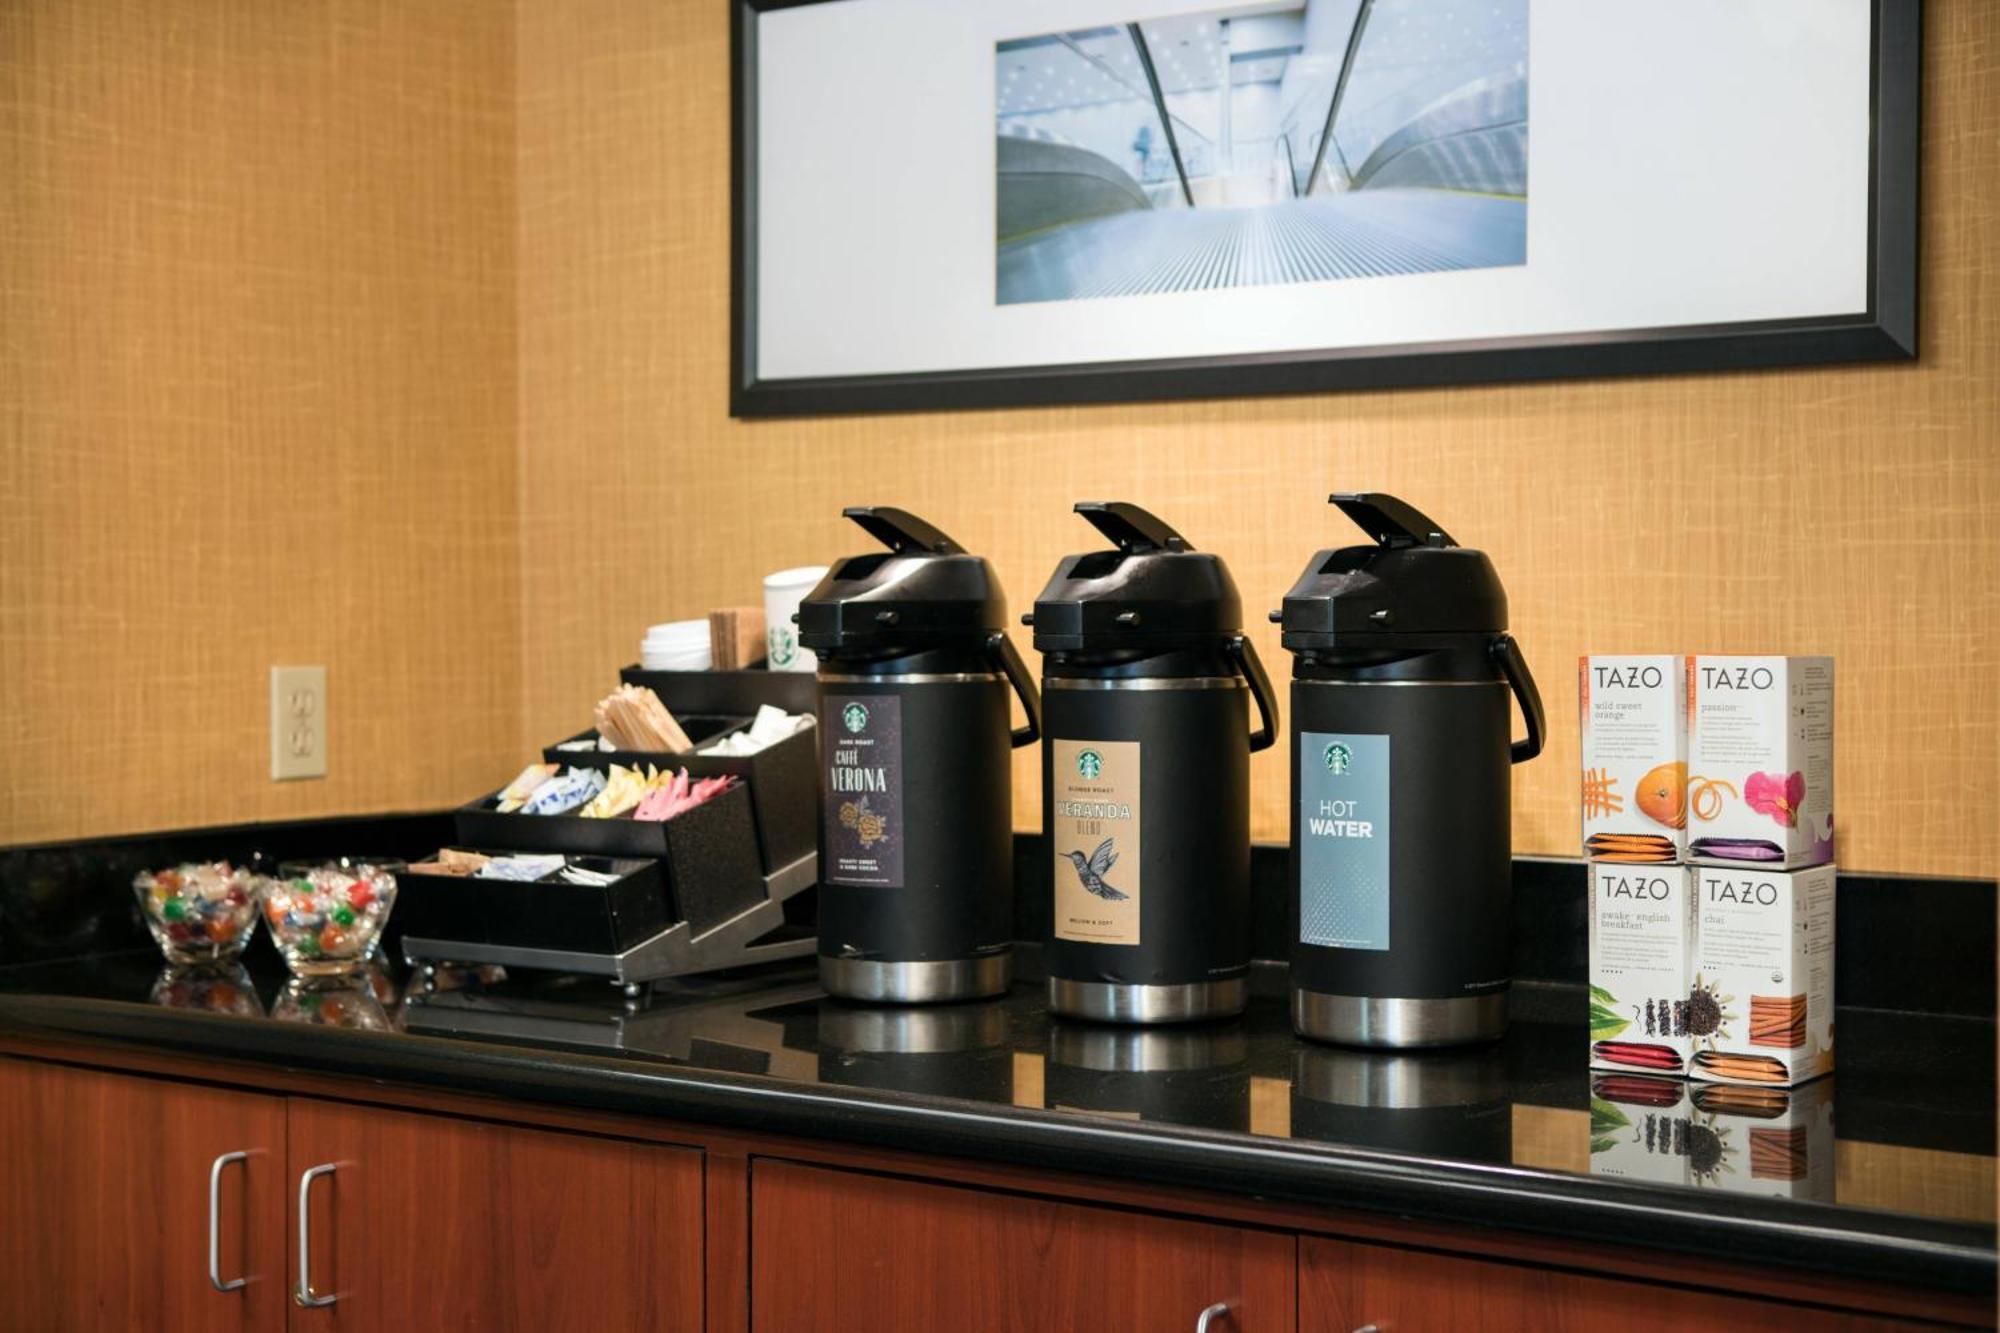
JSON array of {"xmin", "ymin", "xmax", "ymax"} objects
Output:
[
  {"xmin": 1052, "ymin": 738, "xmax": 1142, "ymax": 946},
  {"xmin": 1299, "ymin": 732, "xmax": 1390, "ymax": 952},
  {"xmin": 822, "ymin": 694, "xmax": 903, "ymax": 888}
]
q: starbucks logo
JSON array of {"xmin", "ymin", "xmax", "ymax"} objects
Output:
[
  {"xmin": 768, "ymin": 625, "xmax": 798, "ymax": 668},
  {"xmin": 1324, "ymin": 742, "xmax": 1352, "ymax": 774},
  {"xmin": 841, "ymin": 702, "xmax": 870, "ymax": 734},
  {"xmin": 1076, "ymin": 749, "xmax": 1103, "ymax": 780}
]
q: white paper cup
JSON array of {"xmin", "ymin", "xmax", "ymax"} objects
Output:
[{"xmin": 762, "ymin": 566, "xmax": 828, "ymax": 672}]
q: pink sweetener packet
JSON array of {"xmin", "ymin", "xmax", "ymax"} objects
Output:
[{"xmin": 632, "ymin": 770, "xmax": 737, "ymax": 822}]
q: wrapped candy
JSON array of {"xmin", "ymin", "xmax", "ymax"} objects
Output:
[
  {"xmin": 132, "ymin": 862, "xmax": 265, "ymax": 965},
  {"xmin": 266, "ymin": 862, "xmax": 398, "ymax": 976}
]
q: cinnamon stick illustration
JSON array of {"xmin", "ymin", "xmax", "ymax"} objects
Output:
[
  {"xmin": 1693, "ymin": 1051, "xmax": 1789, "ymax": 1083},
  {"xmin": 1749, "ymin": 993, "xmax": 1807, "ymax": 1048}
]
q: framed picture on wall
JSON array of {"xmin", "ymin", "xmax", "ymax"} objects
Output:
[{"xmin": 731, "ymin": 0, "xmax": 1917, "ymax": 418}]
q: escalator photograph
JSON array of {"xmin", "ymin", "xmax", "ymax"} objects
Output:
[{"xmin": 995, "ymin": 0, "xmax": 1528, "ymax": 305}]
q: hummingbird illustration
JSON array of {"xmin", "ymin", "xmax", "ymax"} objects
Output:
[{"xmin": 1063, "ymin": 838, "xmax": 1126, "ymax": 901}]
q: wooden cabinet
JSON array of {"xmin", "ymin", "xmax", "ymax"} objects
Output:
[
  {"xmin": 749, "ymin": 1159, "xmax": 1296, "ymax": 1333},
  {"xmin": 284, "ymin": 1097, "xmax": 704, "ymax": 1331},
  {"xmin": 0, "ymin": 1058, "xmax": 704, "ymax": 1333},
  {"xmin": 1299, "ymin": 1237, "xmax": 1928, "ymax": 1332},
  {"xmin": 0, "ymin": 1056, "xmax": 288, "ymax": 1333}
]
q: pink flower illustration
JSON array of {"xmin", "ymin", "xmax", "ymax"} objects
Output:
[{"xmin": 1743, "ymin": 770, "xmax": 1805, "ymax": 827}]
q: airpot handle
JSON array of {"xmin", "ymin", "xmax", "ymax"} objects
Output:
[
  {"xmin": 988, "ymin": 633, "xmax": 1043, "ymax": 748},
  {"xmin": 1331, "ymin": 493, "xmax": 1457, "ymax": 549},
  {"xmin": 1493, "ymin": 633, "xmax": 1546, "ymax": 765},
  {"xmin": 1227, "ymin": 635, "xmax": 1280, "ymax": 753},
  {"xmin": 1074, "ymin": 502, "xmax": 1193, "ymax": 553},
  {"xmin": 842, "ymin": 506, "xmax": 965, "ymax": 555}
]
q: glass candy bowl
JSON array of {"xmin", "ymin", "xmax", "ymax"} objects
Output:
[
  {"xmin": 132, "ymin": 862, "xmax": 266, "ymax": 965},
  {"xmin": 268, "ymin": 860, "xmax": 400, "ymax": 976}
]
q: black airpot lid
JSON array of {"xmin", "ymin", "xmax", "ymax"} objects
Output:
[
  {"xmin": 1276, "ymin": 493, "xmax": 1507, "ymax": 649},
  {"xmin": 1031, "ymin": 502, "xmax": 1244, "ymax": 651},
  {"xmin": 797, "ymin": 507, "xmax": 1007, "ymax": 653}
]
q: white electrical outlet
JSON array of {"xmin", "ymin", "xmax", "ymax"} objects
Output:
[{"xmin": 271, "ymin": 665, "xmax": 328, "ymax": 780}]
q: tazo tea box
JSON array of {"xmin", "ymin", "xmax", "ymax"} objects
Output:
[
  {"xmin": 1589, "ymin": 864, "xmax": 1694, "ymax": 1077},
  {"xmin": 1588, "ymin": 1073, "xmax": 1692, "ymax": 1188},
  {"xmin": 1579, "ymin": 656, "xmax": 1686, "ymax": 863},
  {"xmin": 1687, "ymin": 1078, "xmax": 1835, "ymax": 1200},
  {"xmin": 1687, "ymin": 655, "xmax": 1833, "ymax": 867},
  {"xmin": 1690, "ymin": 864, "xmax": 1835, "ymax": 1087}
]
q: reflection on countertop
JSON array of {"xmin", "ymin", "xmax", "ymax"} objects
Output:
[{"xmin": 2, "ymin": 941, "xmax": 1990, "ymax": 1233}]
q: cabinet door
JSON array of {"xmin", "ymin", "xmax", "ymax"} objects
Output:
[
  {"xmin": 1300, "ymin": 1236, "xmax": 1928, "ymax": 1332},
  {"xmin": 750, "ymin": 1160, "xmax": 1296, "ymax": 1333},
  {"xmin": 285, "ymin": 1096, "xmax": 702, "ymax": 1331},
  {"xmin": 0, "ymin": 1056, "xmax": 287, "ymax": 1333}
]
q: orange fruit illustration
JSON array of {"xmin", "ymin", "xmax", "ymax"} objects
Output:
[{"xmin": 1634, "ymin": 761, "xmax": 1687, "ymax": 830}]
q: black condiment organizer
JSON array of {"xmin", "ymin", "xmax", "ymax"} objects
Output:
[
  {"xmin": 397, "ymin": 855, "xmax": 670, "ymax": 956},
  {"xmin": 407, "ymin": 779, "xmax": 814, "ymax": 985},
  {"xmin": 538, "ymin": 721, "xmax": 817, "ymax": 877},
  {"xmin": 404, "ymin": 668, "xmax": 823, "ymax": 987},
  {"xmin": 453, "ymin": 781, "xmax": 765, "ymax": 932},
  {"xmin": 542, "ymin": 714, "xmax": 748, "ymax": 763},
  {"xmin": 619, "ymin": 663, "xmax": 816, "ymax": 717}
]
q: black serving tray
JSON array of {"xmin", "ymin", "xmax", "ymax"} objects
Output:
[
  {"xmin": 538, "ymin": 721, "xmax": 817, "ymax": 877},
  {"xmin": 619, "ymin": 663, "xmax": 816, "ymax": 717},
  {"xmin": 397, "ymin": 854, "xmax": 669, "ymax": 956},
  {"xmin": 453, "ymin": 781, "xmax": 766, "ymax": 934}
]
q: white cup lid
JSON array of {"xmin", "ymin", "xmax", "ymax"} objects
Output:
[{"xmin": 644, "ymin": 618, "xmax": 708, "ymax": 639}]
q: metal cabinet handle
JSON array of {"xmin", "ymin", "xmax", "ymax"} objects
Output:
[
  {"xmin": 207, "ymin": 1152, "xmax": 249, "ymax": 1293},
  {"xmin": 295, "ymin": 1162, "xmax": 339, "ymax": 1307},
  {"xmin": 1196, "ymin": 1303, "xmax": 1231, "ymax": 1332}
]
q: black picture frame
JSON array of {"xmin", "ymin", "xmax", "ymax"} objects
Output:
[{"xmin": 731, "ymin": 0, "xmax": 1917, "ymax": 419}]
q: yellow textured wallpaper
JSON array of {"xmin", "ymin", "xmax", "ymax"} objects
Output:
[
  {"xmin": 0, "ymin": 0, "xmax": 522, "ymax": 844},
  {"xmin": 516, "ymin": 0, "xmax": 1998, "ymax": 878},
  {"xmin": 5, "ymin": 0, "xmax": 1995, "ymax": 880}
]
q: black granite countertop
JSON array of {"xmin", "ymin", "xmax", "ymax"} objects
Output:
[{"xmin": 0, "ymin": 941, "xmax": 1991, "ymax": 1297}]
